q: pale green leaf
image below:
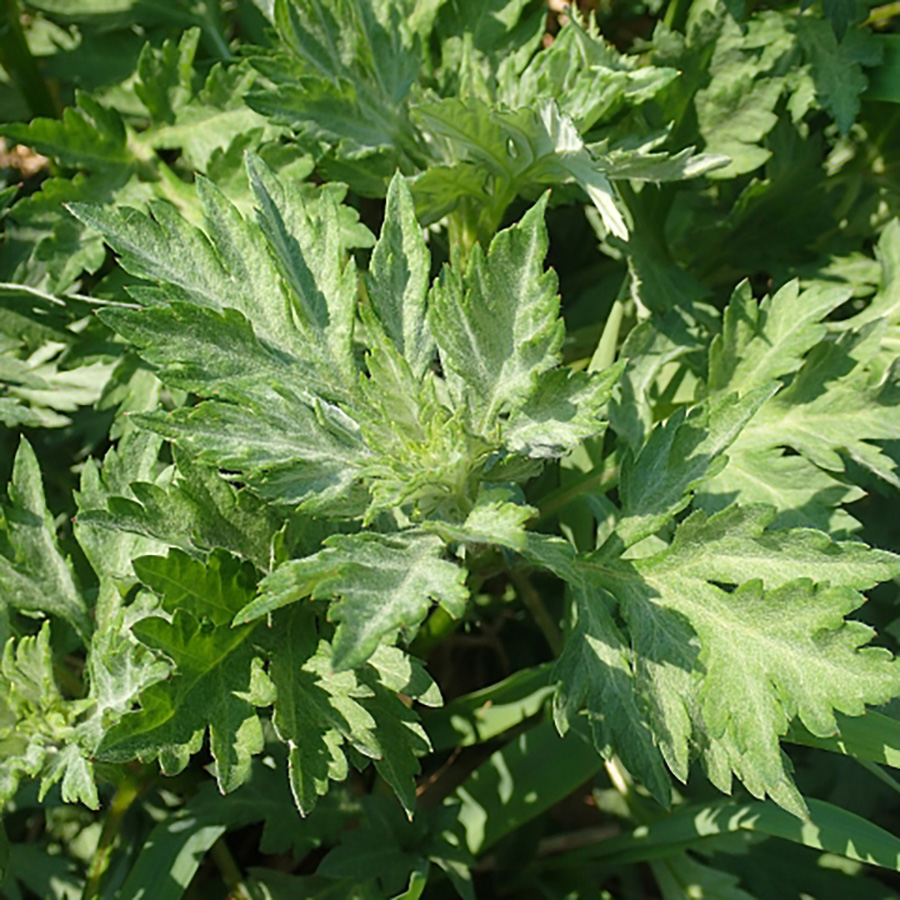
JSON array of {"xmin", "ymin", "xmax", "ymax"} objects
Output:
[
  {"xmin": 134, "ymin": 28, "xmax": 200, "ymax": 124},
  {"xmin": 0, "ymin": 623, "xmax": 97, "ymax": 808},
  {"xmin": 79, "ymin": 444, "xmax": 281, "ymax": 572},
  {"xmin": 240, "ymin": 531, "xmax": 468, "ymax": 670},
  {"xmin": 414, "ymin": 100, "xmax": 629, "ymax": 239},
  {"xmin": 429, "ymin": 193, "xmax": 564, "ymax": 433},
  {"xmin": 588, "ymin": 505, "xmax": 900, "ymax": 813},
  {"xmin": 503, "ymin": 363, "xmax": 625, "ymax": 458},
  {"xmin": 422, "ymin": 487, "xmax": 535, "ymax": 550},
  {"xmin": 613, "ymin": 386, "xmax": 777, "ymax": 549},
  {"xmin": 74, "ymin": 430, "xmax": 169, "ymax": 588},
  {"xmin": 0, "ymin": 438, "xmax": 91, "ymax": 639},
  {"xmin": 732, "ymin": 323, "xmax": 900, "ymax": 482},
  {"xmin": 147, "ymin": 63, "xmax": 277, "ymax": 171},
  {"xmin": 366, "ymin": 173, "xmax": 433, "ymax": 379},
  {"xmin": 247, "ymin": 0, "xmax": 421, "ymax": 160},
  {"xmin": 246, "ymin": 154, "xmax": 360, "ymax": 383},
  {"xmin": 0, "ymin": 92, "xmax": 133, "ymax": 172},
  {"xmin": 708, "ymin": 279, "xmax": 850, "ymax": 397}
]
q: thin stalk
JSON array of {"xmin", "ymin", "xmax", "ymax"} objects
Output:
[
  {"xmin": 82, "ymin": 776, "xmax": 142, "ymax": 900},
  {"xmin": 662, "ymin": 0, "xmax": 692, "ymax": 31},
  {"xmin": 0, "ymin": 0, "xmax": 57, "ymax": 118},
  {"xmin": 534, "ymin": 460, "xmax": 619, "ymax": 525},
  {"xmin": 588, "ymin": 277, "xmax": 629, "ymax": 374},
  {"xmin": 446, "ymin": 203, "xmax": 479, "ymax": 267},
  {"xmin": 604, "ymin": 757, "xmax": 632, "ymax": 798},
  {"xmin": 510, "ymin": 569, "xmax": 563, "ymax": 656},
  {"xmin": 200, "ymin": 21, "xmax": 232, "ymax": 62},
  {"xmin": 210, "ymin": 837, "xmax": 258, "ymax": 900},
  {"xmin": 409, "ymin": 606, "xmax": 460, "ymax": 658}
]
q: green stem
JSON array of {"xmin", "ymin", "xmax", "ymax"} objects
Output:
[
  {"xmin": 510, "ymin": 569, "xmax": 563, "ymax": 656},
  {"xmin": 0, "ymin": 0, "xmax": 57, "ymax": 118},
  {"xmin": 446, "ymin": 202, "xmax": 479, "ymax": 267},
  {"xmin": 210, "ymin": 836, "xmax": 257, "ymax": 900},
  {"xmin": 662, "ymin": 0, "xmax": 692, "ymax": 32},
  {"xmin": 82, "ymin": 775, "xmax": 142, "ymax": 900},
  {"xmin": 201, "ymin": 20, "xmax": 232, "ymax": 62},
  {"xmin": 588, "ymin": 277, "xmax": 629, "ymax": 374},
  {"xmin": 534, "ymin": 460, "xmax": 619, "ymax": 525},
  {"xmin": 863, "ymin": 1, "xmax": 900, "ymax": 25},
  {"xmin": 409, "ymin": 606, "xmax": 460, "ymax": 658}
]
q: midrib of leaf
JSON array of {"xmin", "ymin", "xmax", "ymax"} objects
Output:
[
  {"xmin": 168, "ymin": 625, "xmax": 256, "ymax": 683},
  {"xmin": 741, "ymin": 398, "xmax": 898, "ymax": 450},
  {"xmin": 135, "ymin": 568, "xmax": 239, "ymax": 623}
]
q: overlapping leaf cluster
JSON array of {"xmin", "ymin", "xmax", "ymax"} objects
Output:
[{"xmin": 1, "ymin": 0, "xmax": 900, "ymax": 896}]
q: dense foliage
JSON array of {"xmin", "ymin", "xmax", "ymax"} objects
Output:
[{"xmin": 1, "ymin": 0, "xmax": 900, "ymax": 896}]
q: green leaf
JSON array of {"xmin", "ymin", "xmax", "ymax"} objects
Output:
[
  {"xmin": 268, "ymin": 609, "xmax": 367, "ymax": 813},
  {"xmin": 74, "ymin": 430, "xmax": 169, "ymax": 587},
  {"xmin": 449, "ymin": 719, "xmax": 603, "ymax": 855},
  {"xmin": 708, "ymin": 280, "xmax": 850, "ymax": 397},
  {"xmin": 822, "ymin": 0, "xmax": 856, "ymax": 40},
  {"xmin": 77, "ymin": 159, "xmax": 622, "ymax": 531},
  {"xmin": 147, "ymin": 62, "xmax": 276, "ymax": 171},
  {"xmin": 434, "ymin": 0, "xmax": 544, "ymax": 100},
  {"xmin": 505, "ymin": 12, "xmax": 677, "ymax": 129},
  {"xmin": 697, "ymin": 278, "xmax": 900, "ymax": 530},
  {"xmin": 788, "ymin": 710, "xmax": 900, "ymax": 769},
  {"xmin": 850, "ymin": 218, "xmax": 900, "ymax": 327},
  {"xmin": 0, "ymin": 438, "xmax": 91, "ymax": 638},
  {"xmin": 241, "ymin": 531, "xmax": 468, "ymax": 670},
  {"xmin": 0, "ymin": 623, "xmax": 98, "ymax": 808},
  {"xmin": 317, "ymin": 797, "xmax": 432, "ymax": 892},
  {"xmin": 587, "ymin": 504, "xmax": 900, "ymax": 814},
  {"xmin": 98, "ymin": 550, "xmax": 270, "ymax": 793},
  {"xmin": 0, "ymin": 91, "xmax": 133, "ymax": 172},
  {"xmin": 613, "ymin": 386, "xmax": 777, "ymax": 549},
  {"xmin": 658, "ymin": 10, "xmax": 799, "ymax": 179},
  {"xmin": 579, "ymin": 798, "xmax": 900, "ymax": 872},
  {"xmin": 247, "ymin": 0, "xmax": 422, "ymax": 161},
  {"xmin": 651, "ymin": 853, "xmax": 756, "ymax": 900},
  {"xmin": 589, "ymin": 139, "xmax": 730, "ymax": 183},
  {"xmin": 503, "ymin": 363, "xmax": 626, "ymax": 459},
  {"xmin": 796, "ymin": 18, "xmax": 882, "ymax": 133},
  {"xmin": 423, "ymin": 664, "xmax": 553, "ymax": 751},
  {"xmin": 705, "ymin": 321, "xmax": 900, "ymax": 526},
  {"xmin": 134, "ymin": 28, "xmax": 200, "ymax": 125},
  {"xmin": 553, "ymin": 583, "xmax": 672, "ymax": 806},
  {"xmin": 72, "ymin": 174, "xmax": 314, "ymax": 358},
  {"xmin": 365, "ymin": 173, "xmax": 433, "ymax": 380},
  {"xmin": 123, "ymin": 337, "xmax": 369, "ymax": 514},
  {"xmin": 866, "ymin": 34, "xmax": 900, "ymax": 103},
  {"xmin": 246, "ymin": 153, "xmax": 359, "ymax": 384},
  {"xmin": 413, "ymin": 100, "xmax": 629, "ymax": 240},
  {"xmin": 429, "ymin": 193, "xmax": 564, "ymax": 433},
  {"xmin": 79, "ymin": 444, "xmax": 281, "ymax": 572},
  {"xmin": 268, "ymin": 608, "xmax": 435, "ymax": 815},
  {"xmin": 422, "ymin": 487, "xmax": 535, "ymax": 550}
]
